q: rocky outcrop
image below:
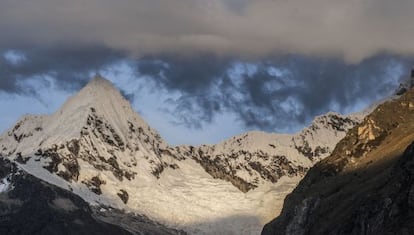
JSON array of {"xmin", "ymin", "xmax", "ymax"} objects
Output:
[
  {"xmin": 181, "ymin": 146, "xmax": 309, "ymax": 192},
  {"xmin": 178, "ymin": 112, "xmax": 359, "ymax": 193},
  {"xmin": 262, "ymin": 85, "xmax": 414, "ymax": 235},
  {"xmin": 395, "ymin": 68, "xmax": 414, "ymax": 95},
  {"xmin": 82, "ymin": 176, "xmax": 106, "ymax": 195},
  {"xmin": 263, "ymin": 140, "xmax": 414, "ymax": 235},
  {"xmin": 117, "ymin": 189, "xmax": 129, "ymax": 204},
  {"xmin": 0, "ymin": 158, "xmax": 133, "ymax": 235},
  {"xmin": 0, "ymin": 157, "xmax": 185, "ymax": 235}
]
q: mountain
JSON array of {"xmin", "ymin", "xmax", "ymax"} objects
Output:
[
  {"xmin": 0, "ymin": 157, "xmax": 180, "ymax": 235},
  {"xmin": 262, "ymin": 77, "xmax": 414, "ymax": 234},
  {"xmin": 0, "ymin": 76, "xmax": 360, "ymax": 234},
  {"xmin": 183, "ymin": 112, "xmax": 360, "ymax": 193}
]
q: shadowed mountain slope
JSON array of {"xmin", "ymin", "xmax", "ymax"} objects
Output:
[{"xmin": 262, "ymin": 82, "xmax": 414, "ymax": 235}]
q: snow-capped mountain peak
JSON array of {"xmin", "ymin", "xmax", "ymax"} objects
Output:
[
  {"xmin": 0, "ymin": 76, "xmax": 168, "ymax": 194},
  {"xmin": 50, "ymin": 75, "xmax": 159, "ymax": 144},
  {"xmin": 0, "ymin": 76, "xmax": 363, "ymax": 234},
  {"xmin": 1, "ymin": 75, "xmax": 165, "ymax": 153}
]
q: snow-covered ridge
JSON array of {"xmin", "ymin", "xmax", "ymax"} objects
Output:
[
  {"xmin": 0, "ymin": 76, "xmax": 362, "ymax": 234},
  {"xmin": 177, "ymin": 112, "xmax": 360, "ymax": 192}
]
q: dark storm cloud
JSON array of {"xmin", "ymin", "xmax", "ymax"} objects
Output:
[
  {"xmin": 135, "ymin": 54, "xmax": 231, "ymax": 128},
  {"xmin": 138, "ymin": 54, "xmax": 231, "ymax": 92},
  {"xmin": 0, "ymin": 44, "xmax": 411, "ymax": 132},
  {"xmin": 136, "ymin": 54, "xmax": 411, "ymax": 132},
  {"xmin": 1, "ymin": 0, "xmax": 414, "ymax": 133},
  {"xmin": 0, "ymin": 46, "xmax": 124, "ymax": 94},
  {"xmin": 2, "ymin": 0, "xmax": 414, "ymax": 62}
]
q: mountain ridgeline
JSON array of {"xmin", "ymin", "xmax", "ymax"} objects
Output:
[
  {"xmin": 262, "ymin": 74, "xmax": 414, "ymax": 234},
  {"xmin": 0, "ymin": 76, "xmax": 361, "ymax": 234}
]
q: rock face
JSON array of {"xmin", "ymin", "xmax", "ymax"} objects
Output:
[
  {"xmin": 181, "ymin": 112, "xmax": 359, "ymax": 193},
  {"xmin": 0, "ymin": 158, "xmax": 130, "ymax": 235},
  {"xmin": 395, "ymin": 68, "xmax": 414, "ymax": 95},
  {"xmin": 262, "ymin": 85, "xmax": 414, "ymax": 235},
  {"xmin": 0, "ymin": 157, "xmax": 183, "ymax": 235},
  {"xmin": 0, "ymin": 76, "xmax": 361, "ymax": 234}
]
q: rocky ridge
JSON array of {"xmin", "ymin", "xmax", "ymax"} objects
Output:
[
  {"xmin": 0, "ymin": 157, "xmax": 183, "ymax": 235},
  {"xmin": 180, "ymin": 112, "xmax": 359, "ymax": 193},
  {"xmin": 262, "ymin": 76, "xmax": 414, "ymax": 235}
]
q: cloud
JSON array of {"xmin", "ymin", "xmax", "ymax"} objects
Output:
[
  {"xmin": 0, "ymin": 46, "xmax": 124, "ymax": 94},
  {"xmin": 2, "ymin": 0, "xmax": 414, "ymax": 62},
  {"xmin": 3, "ymin": 50, "xmax": 27, "ymax": 66},
  {"xmin": 1, "ymin": 0, "xmax": 414, "ymax": 136},
  {"xmin": 0, "ymin": 45, "xmax": 411, "ymax": 134},
  {"xmin": 136, "ymin": 54, "xmax": 411, "ymax": 132}
]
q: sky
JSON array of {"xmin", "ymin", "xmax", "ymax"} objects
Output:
[{"xmin": 0, "ymin": 0, "xmax": 413, "ymax": 145}]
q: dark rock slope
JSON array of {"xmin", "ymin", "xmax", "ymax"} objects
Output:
[
  {"xmin": 0, "ymin": 158, "xmax": 182, "ymax": 235},
  {"xmin": 0, "ymin": 158, "xmax": 131, "ymax": 235},
  {"xmin": 262, "ymin": 87, "xmax": 414, "ymax": 235}
]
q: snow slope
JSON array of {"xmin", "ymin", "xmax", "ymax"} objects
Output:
[
  {"xmin": 182, "ymin": 112, "xmax": 360, "ymax": 193},
  {"xmin": 0, "ymin": 76, "xmax": 362, "ymax": 234}
]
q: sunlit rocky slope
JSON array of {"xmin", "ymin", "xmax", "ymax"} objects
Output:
[{"xmin": 262, "ymin": 75, "xmax": 414, "ymax": 235}]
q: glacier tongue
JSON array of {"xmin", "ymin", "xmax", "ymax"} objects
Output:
[{"xmin": 0, "ymin": 76, "xmax": 363, "ymax": 235}]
